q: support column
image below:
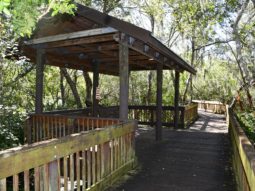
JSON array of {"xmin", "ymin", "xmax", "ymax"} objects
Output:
[
  {"xmin": 119, "ymin": 43, "xmax": 129, "ymax": 120},
  {"xmin": 35, "ymin": 49, "xmax": 45, "ymax": 114},
  {"xmin": 174, "ymin": 71, "xmax": 180, "ymax": 128},
  {"xmin": 156, "ymin": 63, "xmax": 163, "ymax": 141},
  {"xmin": 92, "ymin": 61, "xmax": 99, "ymax": 116}
]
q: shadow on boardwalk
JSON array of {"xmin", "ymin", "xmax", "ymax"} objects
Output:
[{"xmin": 108, "ymin": 111, "xmax": 236, "ymax": 191}]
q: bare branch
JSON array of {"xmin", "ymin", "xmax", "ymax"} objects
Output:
[
  {"xmin": 37, "ymin": 0, "xmax": 56, "ymax": 21},
  {"xmin": 194, "ymin": 39, "xmax": 234, "ymax": 51}
]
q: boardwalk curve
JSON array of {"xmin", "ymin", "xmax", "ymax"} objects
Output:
[{"xmin": 108, "ymin": 111, "xmax": 236, "ymax": 191}]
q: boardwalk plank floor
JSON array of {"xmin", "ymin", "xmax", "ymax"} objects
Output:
[{"xmin": 108, "ymin": 110, "xmax": 236, "ymax": 191}]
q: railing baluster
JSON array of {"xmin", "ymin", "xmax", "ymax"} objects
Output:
[
  {"xmin": 34, "ymin": 167, "xmax": 40, "ymax": 191},
  {"xmin": 96, "ymin": 145, "xmax": 101, "ymax": 182},
  {"xmin": 92, "ymin": 146, "xmax": 96, "ymax": 185},
  {"xmin": 82, "ymin": 151, "xmax": 86, "ymax": 191},
  {"xmin": 64, "ymin": 156, "xmax": 68, "ymax": 191},
  {"xmin": 87, "ymin": 148, "xmax": 91, "ymax": 188},
  {"xmin": 70, "ymin": 154, "xmax": 74, "ymax": 191},
  {"xmin": 49, "ymin": 160, "xmax": 59, "ymax": 191},
  {"xmin": 0, "ymin": 179, "xmax": 6, "ymax": 191},
  {"xmin": 100, "ymin": 143, "xmax": 105, "ymax": 179},
  {"xmin": 24, "ymin": 170, "xmax": 30, "ymax": 191},
  {"xmin": 76, "ymin": 152, "xmax": 81, "ymax": 191},
  {"xmin": 44, "ymin": 164, "xmax": 49, "ymax": 191},
  {"xmin": 13, "ymin": 174, "xmax": 19, "ymax": 191}
]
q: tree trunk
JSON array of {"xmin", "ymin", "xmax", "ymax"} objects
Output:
[
  {"xmin": 60, "ymin": 68, "xmax": 83, "ymax": 108},
  {"xmin": 147, "ymin": 71, "xmax": 153, "ymax": 104},
  {"xmin": 60, "ymin": 70, "xmax": 65, "ymax": 107},
  {"xmin": 0, "ymin": 55, "xmax": 3, "ymax": 107},
  {"xmin": 233, "ymin": 0, "xmax": 253, "ymax": 108},
  {"xmin": 83, "ymin": 71, "xmax": 92, "ymax": 106},
  {"xmin": 146, "ymin": 14, "xmax": 155, "ymax": 105},
  {"xmin": 183, "ymin": 38, "xmax": 195, "ymax": 103}
]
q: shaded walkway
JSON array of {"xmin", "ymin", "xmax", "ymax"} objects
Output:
[{"xmin": 108, "ymin": 111, "xmax": 235, "ymax": 191}]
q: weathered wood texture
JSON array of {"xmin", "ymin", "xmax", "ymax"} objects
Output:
[
  {"xmin": 24, "ymin": 27, "xmax": 117, "ymax": 45},
  {"xmin": 119, "ymin": 43, "xmax": 129, "ymax": 120},
  {"xmin": 174, "ymin": 71, "xmax": 180, "ymax": 128},
  {"xmin": 40, "ymin": 104, "xmax": 198, "ymax": 129},
  {"xmin": 193, "ymin": 100, "xmax": 226, "ymax": 114},
  {"xmin": 128, "ymin": 104, "xmax": 198, "ymax": 128},
  {"xmin": 228, "ymin": 108, "xmax": 255, "ymax": 191},
  {"xmin": 92, "ymin": 61, "xmax": 99, "ymax": 116},
  {"xmin": 25, "ymin": 114, "xmax": 121, "ymax": 143},
  {"xmin": 0, "ymin": 121, "xmax": 136, "ymax": 191},
  {"xmin": 109, "ymin": 111, "xmax": 235, "ymax": 191},
  {"xmin": 183, "ymin": 103, "xmax": 199, "ymax": 127},
  {"xmin": 35, "ymin": 49, "xmax": 45, "ymax": 114},
  {"xmin": 156, "ymin": 63, "xmax": 163, "ymax": 140}
]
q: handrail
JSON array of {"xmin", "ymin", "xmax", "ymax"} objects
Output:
[
  {"xmin": 228, "ymin": 107, "xmax": 255, "ymax": 191},
  {"xmin": 128, "ymin": 104, "xmax": 197, "ymax": 128},
  {"xmin": 0, "ymin": 121, "xmax": 136, "ymax": 191},
  {"xmin": 25, "ymin": 114, "xmax": 121, "ymax": 144},
  {"xmin": 32, "ymin": 104, "xmax": 198, "ymax": 129},
  {"xmin": 193, "ymin": 100, "xmax": 226, "ymax": 114}
]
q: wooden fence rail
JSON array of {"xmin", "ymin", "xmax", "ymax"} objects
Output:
[
  {"xmin": 193, "ymin": 100, "xmax": 226, "ymax": 114},
  {"xmin": 128, "ymin": 104, "xmax": 198, "ymax": 128},
  {"xmin": 25, "ymin": 115, "xmax": 120, "ymax": 143},
  {"xmin": 228, "ymin": 108, "xmax": 255, "ymax": 191},
  {"xmin": 38, "ymin": 103, "xmax": 199, "ymax": 130},
  {"xmin": 0, "ymin": 121, "xmax": 136, "ymax": 191}
]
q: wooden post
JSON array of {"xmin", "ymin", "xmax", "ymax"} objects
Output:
[
  {"xmin": 92, "ymin": 61, "xmax": 99, "ymax": 116},
  {"xmin": 35, "ymin": 49, "xmax": 45, "ymax": 114},
  {"xmin": 156, "ymin": 63, "xmax": 163, "ymax": 141},
  {"xmin": 119, "ymin": 43, "xmax": 129, "ymax": 120},
  {"xmin": 174, "ymin": 71, "xmax": 180, "ymax": 128}
]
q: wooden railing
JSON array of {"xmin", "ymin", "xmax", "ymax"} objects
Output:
[
  {"xmin": 40, "ymin": 103, "xmax": 199, "ymax": 129},
  {"xmin": 183, "ymin": 103, "xmax": 199, "ymax": 127},
  {"xmin": 128, "ymin": 105, "xmax": 180, "ymax": 127},
  {"xmin": 0, "ymin": 121, "xmax": 136, "ymax": 191},
  {"xmin": 228, "ymin": 108, "xmax": 255, "ymax": 191},
  {"xmin": 25, "ymin": 114, "xmax": 121, "ymax": 143},
  {"xmin": 128, "ymin": 104, "xmax": 198, "ymax": 128},
  {"xmin": 193, "ymin": 100, "xmax": 226, "ymax": 114}
]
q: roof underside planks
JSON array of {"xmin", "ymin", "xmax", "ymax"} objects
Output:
[{"xmin": 20, "ymin": 4, "xmax": 196, "ymax": 76}]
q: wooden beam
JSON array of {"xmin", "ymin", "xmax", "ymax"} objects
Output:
[
  {"xmin": 42, "ymin": 34, "xmax": 116, "ymax": 49},
  {"xmin": 115, "ymin": 34, "xmax": 165, "ymax": 63},
  {"xmin": 35, "ymin": 49, "xmax": 45, "ymax": 114},
  {"xmin": 24, "ymin": 27, "xmax": 117, "ymax": 45},
  {"xmin": 119, "ymin": 43, "xmax": 129, "ymax": 120},
  {"xmin": 156, "ymin": 63, "xmax": 163, "ymax": 141},
  {"xmin": 174, "ymin": 71, "xmax": 180, "ymax": 128},
  {"xmin": 115, "ymin": 34, "xmax": 178, "ymax": 71}
]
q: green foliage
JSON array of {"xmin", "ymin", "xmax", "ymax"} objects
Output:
[
  {"xmin": 0, "ymin": 0, "xmax": 77, "ymax": 37},
  {"xmin": 193, "ymin": 60, "xmax": 238, "ymax": 103},
  {"xmin": 0, "ymin": 108, "xmax": 25, "ymax": 150},
  {"xmin": 0, "ymin": 0, "xmax": 254, "ymax": 151},
  {"xmin": 236, "ymin": 111, "xmax": 255, "ymax": 142},
  {"xmin": 51, "ymin": 0, "xmax": 77, "ymax": 16}
]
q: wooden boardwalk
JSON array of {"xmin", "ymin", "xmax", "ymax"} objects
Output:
[{"xmin": 108, "ymin": 111, "xmax": 236, "ymax": 191}]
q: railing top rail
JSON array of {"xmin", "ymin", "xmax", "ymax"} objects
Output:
[
  {"xmin": 128, "ymin": 105, "xmax": 185, "ymax": 109},
  {"xmin": 229, "ymin": 108, "xmax": 255, "ymax": 190},
  {"xmin": 192, "ymin": 100, "xmax": 224, "ymax": 105},
  {"xmin": 0, "ymin": 121, "xmax": 136, "ymax": 179},
  {"xmin": 28, "ymin": 113, "xmax": 121, "ymax": 122}
]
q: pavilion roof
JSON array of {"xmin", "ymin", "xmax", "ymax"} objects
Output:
[{"xmin": 21, "ymin": 4, "xmax": 196, "ymax": 76}]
